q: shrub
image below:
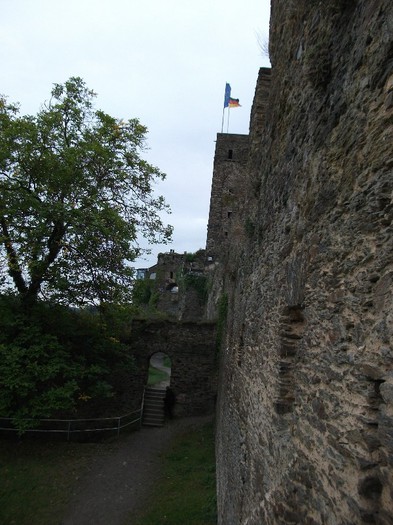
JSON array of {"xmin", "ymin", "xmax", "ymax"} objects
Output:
[
  {"xmin": 183, "ymin": 274, "xmax": 208, "ymax": 303},
  {"xmin": 0, "ymin": 295, "xmax": 135, "ymax": 432}
]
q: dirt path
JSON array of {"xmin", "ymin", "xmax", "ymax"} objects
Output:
[{"xmin": 61, "ymin": 416, "xmax": 211, "ymax": 525}]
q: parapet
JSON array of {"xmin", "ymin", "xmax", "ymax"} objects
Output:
[{"xmin": 213, "ymin": 133, "xmax": 249, "ymax": 165}]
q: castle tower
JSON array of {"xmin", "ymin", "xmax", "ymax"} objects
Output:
[
  {"xmin": 205, "ymin": 69, "xmax": 271, "ymax": 263},
  {"xmin": 205, "ymin": 133, "xmax": 249, "ymax": 261}
]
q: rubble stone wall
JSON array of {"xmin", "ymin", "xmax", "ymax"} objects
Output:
[
  {"xmin": 213, "ymin": 1, "xmax": 393, "ymax": 523},
  {"xmin": 125, "ymin": 320, "xmax": 217, "ymax": 417}
]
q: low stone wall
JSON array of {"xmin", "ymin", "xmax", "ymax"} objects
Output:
[{"xmin": 124, "ymin": 320, "xmax": 217, "ymax": 417}]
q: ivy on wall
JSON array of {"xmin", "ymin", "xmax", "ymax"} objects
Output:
[{"xmin": 183, "ymin": 274, "xmax": 208, "ymax": 303}]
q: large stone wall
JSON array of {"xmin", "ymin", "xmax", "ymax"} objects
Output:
[{"xmin": 212, "ymin": 1, "xmax": 393, "ymax": 523}]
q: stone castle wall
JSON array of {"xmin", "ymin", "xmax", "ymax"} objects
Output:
[{"xmin": 211, "ymin": 1, "xmax": 393, "ymax": 523}]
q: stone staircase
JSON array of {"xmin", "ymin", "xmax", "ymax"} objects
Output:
[{"xmin": 142, "ymin": 386, "xmax": 166, "ymax": 426}]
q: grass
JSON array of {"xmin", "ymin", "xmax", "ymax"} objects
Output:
[
  {"xmin": 0, "ymin": 421, "xmax": 217, "ymax": 525},
  {"xmin": 147, "ymin": 364, "xmax": 170, "ymax": 386},
  {"xmin": 131, "ymin": 421, "xmax": 217, "ymax": 525},
  {"xmin": 0, "ymin": 436, "xmax": 104, "ymax": 525}
]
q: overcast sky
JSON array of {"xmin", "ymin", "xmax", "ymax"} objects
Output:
[{"xmin": 1, "ymin": 0, "xmax": 271, "ymax": 269}]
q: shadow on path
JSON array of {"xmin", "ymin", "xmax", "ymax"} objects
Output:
[{"xmin": 61, "ymin": 415, "xmax": 212, "ymax": 525}]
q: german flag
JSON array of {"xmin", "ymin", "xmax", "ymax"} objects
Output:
[{"xmin": 228, "ymin": 97, "xmax": 241, "ymax": 108}]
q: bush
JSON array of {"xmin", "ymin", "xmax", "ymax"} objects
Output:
[
  {"xmin": 183, "ymin": 274, "xmax": 208, "ymax": 303},
  {"xmin": 0, "ymin": 295, "xmax": 135, "ymax": 432},
  {"xmin": 131, "ymin": 279, "xmax": 153, "ymax": 306}
]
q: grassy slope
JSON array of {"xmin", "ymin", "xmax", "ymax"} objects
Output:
[
  {"xmin": 0, "ymin": 438, "xmax": 102, "ymax": 525},
  {"xmin": 147, "ymin": 364, "xmax": 170, "ymax": 386},
  {"xmin": 0, "ymin": 422, "xmax": 216, "ymax": 525},
  {"xmin": 131, "ymin": 421, "xmax": 217, "ymax": 525}
]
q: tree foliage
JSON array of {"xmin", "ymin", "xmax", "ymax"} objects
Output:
[
  {"xmin": 0, "ymin": 77, "xmax": 172, "ymax": 306},
  {"xmin": 0, "ymin": 295, "xmax": 136, "ymax": 431}
]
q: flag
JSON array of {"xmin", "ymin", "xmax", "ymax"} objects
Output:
[
  {"xmin": 224, "ymin": 83, "xmax": 231, "ymax": 108},
  {"xmin": 228, "ymin": 97, "xmax": 241, "ymax": 108}
]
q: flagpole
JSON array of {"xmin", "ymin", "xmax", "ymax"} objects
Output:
[
  {"xmin": 221, "ymin": 106, "xmax": 225, "ymax": 133},
  {"xmin": 227, "ymin": 106, "xmax": 230, "ymax": 133},
  {"xmin": 222, "ymin": 83, "xmax": 231, "ymax": 133}
]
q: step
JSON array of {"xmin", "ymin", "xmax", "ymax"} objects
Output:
[
  {"xmin": 142, "ymin": 414, "xmax": 164, "ymax": 424},
  {"xmin": 144, "ymin": 391, "xmax": 165, "ymax": 399},
  {"xmin": 143, "ymin": 407, "xmax": 164, "ymax": 416},
  {"xmin": 144, "ymin": 397, "xmax": 164, "ymax": 403},
  {"xmin": 145, "ymin": 387, "xmax": 166, "ymax": 393},
  {"xmin": 144, "ymin": 401, "xmax": 164, "ymax": 410},
  {"xmin": 143, "ymin": 411, "xmax": 164, "ymax": 420},
  {"xmin": 142, "ymin": 420, "xmax": 164, "ymax": 427},
  {"xmin": 143, "ymin": 413, "xmax": 164, "ymax": 421},
  {"xmin": 144, "ymin": 397, "xmax": 163, "ymax": 404},
  {"xmin": 144, "ymin": 394, "xmax": 165, "ymax": 402},
  {"xmin": 142, "ymin": 387, "xmax": 166, "ymax": 427}
]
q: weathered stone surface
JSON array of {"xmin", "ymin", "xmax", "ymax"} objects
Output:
[
  {"xmin": 207, "ymin": 1, "xmax": 393, "ymax": 523},
  {"xmin": 126, "ymin": 320, "xmax": 217, "ymax": 417}
]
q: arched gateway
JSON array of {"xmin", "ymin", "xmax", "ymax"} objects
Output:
[{"xmin": 116, "ymin": 320, "xmax": 217, "ymax": 420}]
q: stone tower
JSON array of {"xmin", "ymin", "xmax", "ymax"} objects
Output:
[{"xmin": 205, "ymin": 133, "xmax": 249, "ymax": 261}]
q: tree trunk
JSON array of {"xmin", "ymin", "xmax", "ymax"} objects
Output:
[{"xmin": 0, "ymin": 216, "xmax": 28, "ymax": 296}]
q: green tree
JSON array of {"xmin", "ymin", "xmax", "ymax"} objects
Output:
[
  {"xmin": 0, "ymin": 77, "xmax": 172, "ymax": 306},
  {"xmin": 0, "ymin": 295, "xmax": 136, "ymax": 430}
]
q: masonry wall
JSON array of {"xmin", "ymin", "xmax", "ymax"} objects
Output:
[
  {"xmin": 206, "ymin": 133, "xmax": 249, "ymax": 261},
  {"xmin": 143, "ymin": 250, "xmax": 207, "ymax": 321},
  {"xmin": 213, "ymin": 1, "xmax": 393, "ymax": 523},
  {"xmin": 126, "ymin": 320, "xmax": 217, "ymax": 417}
]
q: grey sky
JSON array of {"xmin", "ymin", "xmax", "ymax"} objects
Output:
[{"xmin": 1, "ymin": 0, "xmax": 271, "ymax": 268}]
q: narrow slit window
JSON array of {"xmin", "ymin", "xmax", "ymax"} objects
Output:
[{"xmin": 228, "ymin": 149, "xmax": 233, "ymax": 160}]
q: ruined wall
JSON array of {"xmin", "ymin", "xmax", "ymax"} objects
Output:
[
  {"xmin": 137, "ymin": 250, "xmax": 207, "ymax": 321},
  {"xmin": 126, "ymin": 320, "xmax": 217, "ymax": 417},
  {"xmin": 214, "ymin": 1, "xmax": 393, "ymax": 523}
]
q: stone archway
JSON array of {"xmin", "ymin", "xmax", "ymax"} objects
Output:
[{"xmin": 120, "ymin": 320, "xmax": 217, "ymax": 419}]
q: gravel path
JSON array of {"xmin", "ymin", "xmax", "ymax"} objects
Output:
[{"xmin": 61, "ymin": 416, "xmax": 212, "ymax": 525}]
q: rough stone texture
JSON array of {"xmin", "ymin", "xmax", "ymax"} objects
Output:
[
  {"xmin": 205, "ymin": 133, "xmax": 251, "ymax": 321},
  {"xmin": 142, "ymin": 249, "xmax": 207, "ymax": 321},
  {"xmin": 125, "ymin": 320, "xmax": 217, "ymax": 418},
  {"xmin": 206, "ymin": 133, "xmax": 249, "ymax": 261},
  {"xmin": 209, "ymin": 1, "xmax": 393, "ymax": 524}
]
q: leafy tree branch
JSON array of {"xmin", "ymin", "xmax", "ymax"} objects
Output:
[{"xmin": 0, "ymin": 77, "xmax": 172, "ymax": 306}]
